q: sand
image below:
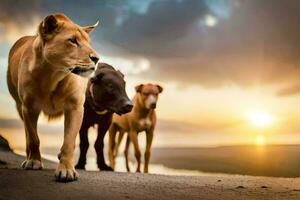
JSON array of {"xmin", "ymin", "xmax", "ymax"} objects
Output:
[{"xmin": 1, "ymin": 151, "xmax": 300, "ymax": 200}]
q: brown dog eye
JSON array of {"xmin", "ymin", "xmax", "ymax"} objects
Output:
[{"xmin": 68, "ymin": 37, "xmax": 78, "ymax": 46}]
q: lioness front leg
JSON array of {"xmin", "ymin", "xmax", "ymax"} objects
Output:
[
  {"xmin": 55, "ymin": 103, "xmax": 83, "ymax": 182},
  {"xmin": 21, "ymin": 103, "xmax": 43, "ymax": 169}
]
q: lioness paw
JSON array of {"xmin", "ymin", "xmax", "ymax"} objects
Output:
[
  {"xmin": 21, "ymin": 159, "xmax": 43, "ymax": 170},
  {"xmin": 55, "ymin": 163, "xmax": 79, "ymax": 182}
]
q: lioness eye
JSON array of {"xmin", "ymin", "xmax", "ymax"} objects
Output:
[{"xmin": 68, "ymin": 37, "xmax": 78, "ymax": 46}]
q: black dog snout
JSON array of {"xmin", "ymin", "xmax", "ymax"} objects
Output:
[{"xmin": 122, "ymin": 100, "xmax": 133, "ymax": 113}]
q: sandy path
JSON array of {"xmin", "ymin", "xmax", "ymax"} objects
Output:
[{"xmin": 1, "ymin": 151, "xmax": 300, "ymax": 200}]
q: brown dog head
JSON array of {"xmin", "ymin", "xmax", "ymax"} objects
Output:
[
  {"xmin": 135, "ymin": 83, "xmax": 163, "ymax": 109},
  {"xmin": 90, "ymin": 63, "xmax": 133, "ymax": 115},
  {"xmin": 37, "ymin": 13, "xmax": 99, "ymax": 77}
]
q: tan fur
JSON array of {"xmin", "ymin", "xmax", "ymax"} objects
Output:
[
  {"xmin": 108, "ymin": 84, "xmax": 163, "ymax": 173},
  {"xmin": 7, "ymin": 13, "xmax": 99, "ymax": 182}
]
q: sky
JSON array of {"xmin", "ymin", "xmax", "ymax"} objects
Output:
[{"xmin": 0, "ymin": 0, "xmax": 300, "ymax": 146}]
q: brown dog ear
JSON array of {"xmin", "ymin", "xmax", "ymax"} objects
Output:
[
  {"xmin": 156, "ymin": 85, "xmax": 163, "ymax": 93},
  {"xmin": 135, "ymin": 84, "xmax": 144, "ymax": 93},
  {"xmin": 39, "ymin": 15, "xmax": 60, "ymax": 41},
  {"xmin": 83, "ymin": 21, "xmax": 99, "ymax": 33}
]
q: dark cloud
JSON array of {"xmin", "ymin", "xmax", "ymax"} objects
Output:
[
  {"xmin": 1, "ymin": 0, "xmax": 300, "ymax": 90},
  {"xmin": 103, "ymin": 0, "xmax": 209, "ymax": 57},
  {"xmin": 99, "ymin": 0, "xmax": 300, "ymax": 89},
  {"xmin": 0, "ymin": 0, "xmax": 42, "ymax": 23}
]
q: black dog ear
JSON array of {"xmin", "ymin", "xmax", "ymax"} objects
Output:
[
  {"xmin": 156, "ymin": 84, "xmax": 163, "ymax": 93},
  {"xmin": 90, "ymin": 73, "xmax": 104, "ymax": 83},
  {"xmin": 135, "ymin": 84, "xmax": 144, "ymax": 93},
  {"xmin": 90, "ymin": 76, "xmax": 97, "ymax": 83},
  {"xmin": 97, "ymin": 63, "xmax": 114, "ymax": 71},
  {"xmin": 117, "ymin": 70, "xmax": 124, "ymax": 78}
]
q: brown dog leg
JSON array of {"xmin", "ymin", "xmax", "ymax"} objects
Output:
[
  {"xmin": 21, "ymin": 104, "xmax": 42, "ymax": 169},
  {"xmin": 114, "ymin": 130, "xmax": 125, "ymax": 157},
  {"xmin": 144, "ymin": 130, "xmax": 154, "ymax": 173},
  {"xmin": 75, "ymin": 125, "xmax": 89, "ymax": 169},
  {"xmin": 129, "ymin": 131, "xmax": 141, "ymax": 172},
  {"xmin": 124, "ymin": 135, "xmax": 131, "ymax": 172},
  {"xmin": 95, "ymin": 120, "xmax": 113, "ymax": 171},
  {"xmin": 108, "ymin": 124, "xmax": 117, "ymax": 169}
]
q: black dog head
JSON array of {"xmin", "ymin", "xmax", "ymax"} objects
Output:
[{"xmin": 89, "ymin": 63, "xmax": 133, "ymax": 115}]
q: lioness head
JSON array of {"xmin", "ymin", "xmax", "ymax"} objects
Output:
[{"xmin": 37, "ymin": 13, "xmax": 99, "ymax": 77}]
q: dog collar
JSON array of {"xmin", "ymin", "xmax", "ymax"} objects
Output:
[{"xmin": 95, "ymin": 109, "xmax": 108, "ymax": 115}]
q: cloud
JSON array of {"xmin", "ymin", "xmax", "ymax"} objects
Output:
[
  {"xmin": 102, "ymin": 0, "xmax": 208, "ymax": 57},
  {"xmin": 0, "ymin": 0, "xmax": 43, "ymax": 43},
  {"xmin": 277, "ymin": 85, "xmax": 300, "ymax": 97},
  {"xmin": 101, "ymin": 55, "xmax": 150, "ymax": 75},
  {"xmin": 1, "ymin": 0, "xmax": 300, "ymax": 90},
  {"xmin": 93, "ymin": 0, "xmax": 300, "ymax": 89}
]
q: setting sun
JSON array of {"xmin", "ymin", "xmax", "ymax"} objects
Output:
[{"xmin": 246, "ymin": 110, "xmax": 273, "ymax": 128}]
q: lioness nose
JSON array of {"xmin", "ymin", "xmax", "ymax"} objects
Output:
[{"xmin": 90, "ymin": 54, "xmax": 99, "ymax": 65}]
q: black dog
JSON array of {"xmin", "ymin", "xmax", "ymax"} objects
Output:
[{"xmin": 75, "ymin": 63, "xmax": 133, "ymax": 170}]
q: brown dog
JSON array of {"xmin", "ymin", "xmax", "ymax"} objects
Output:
[
  {"xmin": 7, "ymin": 13, "xmax": 99, "ymax": 182},
  {"xmin": 75, "ymin": 63, "xmax": 133, "ymax": 171},
  {"xmin": 108, "ymin": 83, "xmax": 163, "ymax": 173}
]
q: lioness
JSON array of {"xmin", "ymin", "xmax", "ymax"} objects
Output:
[{"xmin": 7, "ymin": 13, "xmax": 99, "ymax": 182}]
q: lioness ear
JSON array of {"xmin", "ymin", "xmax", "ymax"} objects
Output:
[
  {"xmin": 83, "ymin": 21, "xmax": 99, "ymax": 33},
  {"xmin": 135, "ymin": 84, "xmax": 144, "ymax": 93},
  {"xmin": 156, "ymin": 85, "xmax": 163, "ymax": 93},
  {"xmin": 39, "ymin": 15, "xmax": 59, "ymax": 40}
]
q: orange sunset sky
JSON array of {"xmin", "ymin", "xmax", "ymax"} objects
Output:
[{"xmin": 1, "ymin": 0, "xmax": 300, "ymax": 148}]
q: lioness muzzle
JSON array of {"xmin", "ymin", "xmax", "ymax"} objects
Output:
[{"xmin": 70, "ymin": 66, "xmax": 95, "ymax": 75}]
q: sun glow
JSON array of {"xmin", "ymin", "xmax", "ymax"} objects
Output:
[
  {"xmin": 246, "ymin": 110, "xmax": 273, "ymax": 128},
  {"xmin": 255, "ymin": 135, "xmax": 265, "ymax": 146}
]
